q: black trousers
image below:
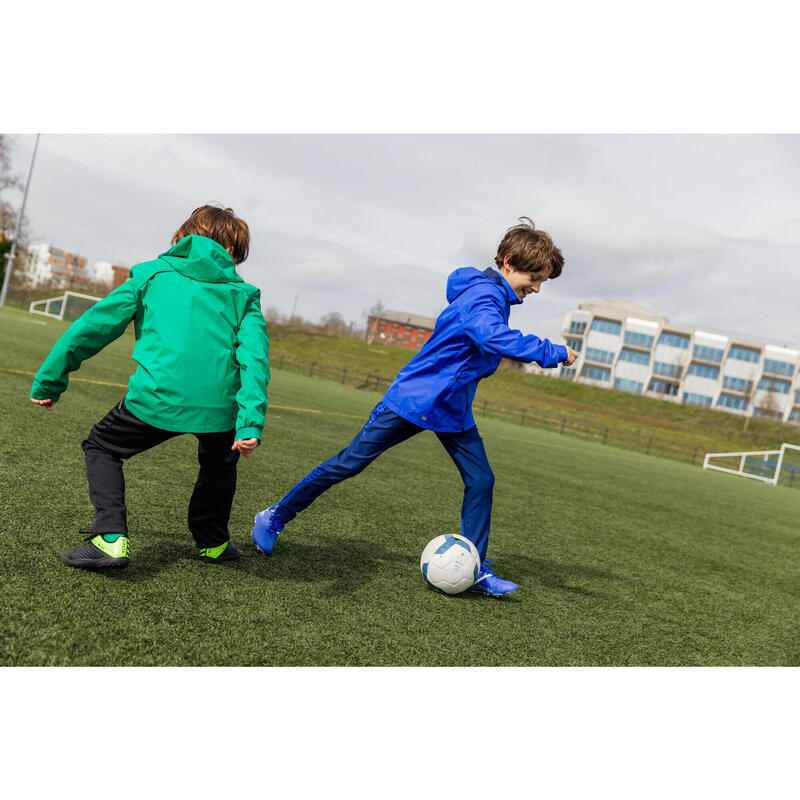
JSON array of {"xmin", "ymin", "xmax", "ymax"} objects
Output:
[{"xmin": 81, "ymin": 398, "xmax": 240, "ymax": 548}]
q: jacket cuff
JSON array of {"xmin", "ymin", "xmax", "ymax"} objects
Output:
[
  {"xmin": 556, "ymin": 344, "xmax": 569, "ymax": 365},
  {"xmin": 235, "ymin": 426, "xmax": 262, "ymax": 442},
  {"xmin": 30, "ymin": 382, "xmax": 61, "ymax": 402}
]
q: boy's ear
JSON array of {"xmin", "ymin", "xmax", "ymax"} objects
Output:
[{"xmin": 502, "ymin": 255, "xmax": 514, "ymax": 271}]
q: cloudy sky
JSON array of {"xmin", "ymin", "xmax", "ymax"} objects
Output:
[{"xmin": 6, "ymin": 134, "xmax": 800, "ymax": 348}]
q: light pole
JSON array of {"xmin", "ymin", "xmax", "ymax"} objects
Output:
[{"xmin": 0, "ymin": 133, "xmax": 40, "ymax": 307}]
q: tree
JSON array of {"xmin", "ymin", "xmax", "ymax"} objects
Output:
[
  {"xmin": 0, "ymin": 135, "xmax": 30, "ymax": 292},
  {"xmin": 320, "ymin": 311, "xmax": 347, "ymax": 335}
]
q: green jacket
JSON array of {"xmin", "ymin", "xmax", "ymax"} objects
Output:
[{"xmin": 31, "ymin": 235, "xmax": 270, "ymax": 441}]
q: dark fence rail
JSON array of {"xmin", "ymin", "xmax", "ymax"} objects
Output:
[{"xmin": 272, "ymin": 352, "xmax": 799, "ymax": 485}]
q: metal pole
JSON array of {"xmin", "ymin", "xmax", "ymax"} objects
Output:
[{"xmin": 1, "ymin": 134, "xmax": 40, "ymax": 307}]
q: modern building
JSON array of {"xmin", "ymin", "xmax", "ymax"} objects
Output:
[
  {"xmin": 366, "ymin": 309, "xmax": 436, "ymax": 351},
  {"xmin": 26, "ymin": 243, "xmax": 91, "ymax": 289},
  {"xmin": 559, "ymin": 300, "xmax": 800, "ymax": 424},
  {"xmin": 93, "ymin": 260, "xmax": 114, "ymax": 286}
]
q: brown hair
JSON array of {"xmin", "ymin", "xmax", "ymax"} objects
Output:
[
  {"xmin": 172, "ymin": 204, "xmax": 250, "ymax": 264},
  {"xmin": 495, "ymin": 216, "xmax": 563, "ymax": 278}
]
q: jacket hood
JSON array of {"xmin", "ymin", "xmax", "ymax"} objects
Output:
[
  {"xmin": 158, "ymin": 235, "xmax": 243, "ymax": 284},
  {"xmin": 446, "ymin": 267, "xmax": 520, "ymax": 305}
]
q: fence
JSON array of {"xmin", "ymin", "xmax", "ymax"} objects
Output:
[{"xmin": 273, "ymin": 352, "xmax": 713, "ymax": 467}]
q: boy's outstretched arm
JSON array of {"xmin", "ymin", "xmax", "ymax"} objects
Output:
[
  {"xmin": 232, "ymin": 291, "xmax": 270, "ymax": 457},
  {"xmin": 30, "ymin": 280, "xmax": 139, "ymax": 408},
  {"xmin": 460, "ymin": 294, "xmax": 574, "ymax": 368}
]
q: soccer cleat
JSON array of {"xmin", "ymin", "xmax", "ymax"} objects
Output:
[
  {"xmin": 251, "ymin": 505, "xmax": 285, "ymax": 554},
  {"xmin": 62, "ymin": 532, "xmax": 131, "ymax": 570},
  {"xmin": 466, "ymin": 560, "xmax": 518, "ymax": 597},
  {"xmin": 199, "ymin": 541, "xmax": 239, "ymax": 563}
]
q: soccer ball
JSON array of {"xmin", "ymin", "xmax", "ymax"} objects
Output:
[{"xmin": 420, "ymin": 534, "xmax": 481, "ymax": 595}]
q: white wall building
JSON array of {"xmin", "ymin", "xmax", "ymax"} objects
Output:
[
  {"xmin": 559, "ymin": 300, "xmax": 800, "ymax": 424},
  {"xmin": 93, "ymin": 260, "xmax": 114, "ymax": 286},
  {"xmin": 26, "ymin": 243, "xmax": 56, "ymax": 286}
]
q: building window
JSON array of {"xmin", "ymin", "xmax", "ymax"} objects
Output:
[
  {"xmin": 618, "ymin": 348, "xmax": 650, "ymax": 366},
  {"xmin": 589, "ymin": 318, "xmax": 622, "ymax": 336},
  {"xmin": 763, "ymin": 358, "xmax": 795, "ymax": 377},
  {"xmin": 585, "ymin": 347, "xmax": 615, "ymax": 365},
  {"xmin": 717, "ymin": 393, "xmax": 748, "ymax": 411},
  {"xmin": 583, "ymin": 365, "xmax": 610, "ymax": 382},
  {"xmin": 757, "ymin": 377, "xmax": 790, "ymax": 394},
  {"xmin": 653, "ymin": 361, "xmax": 682, "ymax": 378},
  {"xmin": 687, "ymin": 363, "xmax": 720, "ymax": 380},
  {"xmin": 561, "ymin": 366, "xmax": 577, "ymax": 378},
  {"xmin": 614, "ymin": 377, "xmax": 643, "ymax": 394},
  {"xmin": 566, "ymin": 338, "xmax": 583, "ymax": 352},
  {"xmin": 723, "ymin": 376, "xmax": 753, "ymax": 393},
  {"xmin": 728, "ymin": 345, "xmax": 761, "ymax": 364},
  {"xmin": 753, "ymin": 407, "xmax": 780, "ymax": 419},
  {"xmin": 648, "ymin": 379, "xmax": 678, "ymax": 396},
  {"xmin": 683, "ymin": 392, "xmax": 712, "ymax": 407},
  {"xmin": 789, "ymin": 408, "xmax": 800, "ymax": 422},
  {"xmin": 568, "ymin": 321, "xmax": 587, "ymax": 334},
  {"xmin": 693, "ymin": 344, "xmax": 724, "ymax": 363},
  {"xmin": 658, "ymin": 332, "xmax": 690, "ymax": 349},
  {"xmin": 624, "ymin": 331, "xmax": 654, "ymax": 349}
]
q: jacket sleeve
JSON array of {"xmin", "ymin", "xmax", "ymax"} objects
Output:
[
  {"xmin": 30, "ymin": 280, "xmax": 139, "ymax": 401},
  {"xmin": 233, "ymin": 291, "xmax": 270, "ymax": 442},
  {"xmin": 459, "ymin": 293, "xmax": 568, "ymax": 368}
]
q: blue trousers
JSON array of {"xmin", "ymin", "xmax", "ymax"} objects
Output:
[{"xmin": 276, "ymin": 402, "xmax": 494, "ymax": 560}]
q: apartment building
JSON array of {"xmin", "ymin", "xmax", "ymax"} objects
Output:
[
  {"xmin": 26, "ymin": 243, "xmax": 91, "ymax": 289},
  {"xmin": 560, "ymin": 300, "xmax": 800, "ymax": 423}
]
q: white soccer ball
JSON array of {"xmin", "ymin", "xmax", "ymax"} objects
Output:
[{"xmin": 420, "ymin": 534, "xmax": 481, "ymax": 595}]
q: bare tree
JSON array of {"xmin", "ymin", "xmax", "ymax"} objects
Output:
[{"xmin": 320, "ymin": 311, "xmax": 348, "ymax": 335}]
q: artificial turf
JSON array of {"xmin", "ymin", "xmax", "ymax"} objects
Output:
[{"xmin": 1, "ymin": 306, "xmax": 798, "ymax": 666}]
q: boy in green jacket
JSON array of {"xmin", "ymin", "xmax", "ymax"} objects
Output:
[{"xmin": 30, "ymin": 205, "xmax": 270, "ymax": 569}]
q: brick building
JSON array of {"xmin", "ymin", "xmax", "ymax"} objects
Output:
[
  {"xmin": 365, "ymin": 310, "xmax": 436, "ymax": 351},
  {"xmin": 111, "ymin": 264, "xmax": 130, "ymax": 289}
]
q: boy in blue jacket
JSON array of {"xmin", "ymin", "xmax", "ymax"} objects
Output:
[{"xmin": 252, "ymin": 217, "xmax": 579, "ymax": 595}]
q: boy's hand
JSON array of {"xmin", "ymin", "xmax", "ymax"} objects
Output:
[
  {"xmin": 232, "ymin": 438, "xmax": 259, "ymax": 457},
  {"xmin": 562, "ymin": 345, "xmax": 580, "ymax": 366},
  {"xmin": 31, "ymin": 398, "xmax": 56, "ymax": 412}
]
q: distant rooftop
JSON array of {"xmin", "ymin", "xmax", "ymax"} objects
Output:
[{"xmin": 372, "ymin": 309, "xmax": 436, "ymax": 330}]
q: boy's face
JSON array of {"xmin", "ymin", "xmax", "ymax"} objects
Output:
[{"xmin": 500, "ymin": 256, "xmax": 552, "ymax": 301}]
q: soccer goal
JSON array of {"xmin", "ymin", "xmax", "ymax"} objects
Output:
[
  {"xmin": 703, "ymin": 443, "xmax": 800, "ymax": 487},
  {"xmin": 29, "ymin": 291, "xmax": 102, "ymax": 322}
]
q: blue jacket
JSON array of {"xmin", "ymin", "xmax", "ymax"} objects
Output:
[{"xmin": 382, "ymin": 267, "xmax": 568, "ymax": 433}]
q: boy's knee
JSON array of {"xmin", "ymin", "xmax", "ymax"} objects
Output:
[{"xmin": 468, "ymin": 470, "xmax": 495, "ymax": 494}]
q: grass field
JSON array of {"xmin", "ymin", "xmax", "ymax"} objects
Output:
[{"xmin": 1, "ymin": 305, "xmax": 799, "ymax": 666}]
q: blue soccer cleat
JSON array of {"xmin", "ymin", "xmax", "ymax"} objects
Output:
[
  {"xmin": 466, "ymin": 560, "xmax": 519, "ymax": 596},
  {"xmin": 252, "ymin": 505, "xmax": 285, "ymax": 554}
]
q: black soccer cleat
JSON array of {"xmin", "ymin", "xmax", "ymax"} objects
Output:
[
  {"xmin": 199, "ymin": 541, "xmax": 239, "ymax": 564},
  {"xmin": 62, "ymin": 532, "xmax": 131, "ymax": 569}
]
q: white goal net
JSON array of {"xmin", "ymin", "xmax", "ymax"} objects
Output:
[
  {"xmin": 703, "ymin": 443, "xmax": 800, "ymax": 488},
  {"xmin": 29, "ymin": 291, "xmax": 102, "ymax": 322}
]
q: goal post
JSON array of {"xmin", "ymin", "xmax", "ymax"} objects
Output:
[
  {"xmin": 703, "ymin": 443, "xmax": 800, "ymax": 487},
  {"xmin": 30, "ymin": 291, "xmax": 102, "ymax": 322}
]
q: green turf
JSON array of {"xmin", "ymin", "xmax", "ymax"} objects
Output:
[{"xmin": 1, "ymin": 306, "xmax": 799, "ymax": 665}]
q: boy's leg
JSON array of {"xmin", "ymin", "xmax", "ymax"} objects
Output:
[
  {"xmin": 435, "ymin": 426, "xmax": 494, "ymax": 561},
  {"xmin": 81, "ymin": 398, "xmax": 179, "ymax": 535},
  {"xmin": 275, "ymin": 402, "xmax": 422, "ymax": 522},
  {"xmin": 188, "ymin": 430, "xmax": 239, "ymax": 549}
]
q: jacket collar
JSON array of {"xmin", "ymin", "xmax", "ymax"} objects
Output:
[{"xmin": 482, "ymin": 267, "xmax": 522, "ymax": 305}]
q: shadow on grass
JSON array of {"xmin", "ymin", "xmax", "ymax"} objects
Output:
[
  {"xmin": 503, "ymin": 553, "xmax": 622, "ymax": 599},
  {"xmin": 93, "ymin": 528, "xmax": 411, "ymax": 598},
  {"xmin": 229, "ymin": 535, "xmax": 411, "ymax": 597}
]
